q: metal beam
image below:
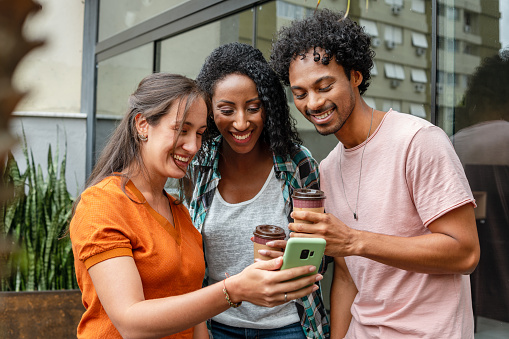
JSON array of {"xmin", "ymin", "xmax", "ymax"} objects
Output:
[
  {"xmin": 81, "ymin": 0, "xmax": 99, "ymax": 179},
  {"xmin": 96, "ymin": 0, "xmax": 269, "ymax": 62}
]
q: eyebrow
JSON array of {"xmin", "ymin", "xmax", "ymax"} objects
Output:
[
  {"xmin": 291, "ymin": 75, "xmax": 335, "ymax": 90},
  {"xmin": 177, "ymin": 121, "xmax": 207, "ymax": 129},
  {"xmin": 215, "ymin": 97, "xmax": 261, "ymax": 105}
]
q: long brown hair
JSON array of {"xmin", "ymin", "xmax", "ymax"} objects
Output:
[{"xmin": 75, "ymin": 73, "xmax": 210, "ymax": 211}]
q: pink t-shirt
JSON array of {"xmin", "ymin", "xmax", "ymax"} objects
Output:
[{"xmin": 320, "ymin": 110, "xmax": 475, "ymax": 338}]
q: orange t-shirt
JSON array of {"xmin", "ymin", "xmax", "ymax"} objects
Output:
[{"xmin": 70, "ymin": 176, "xmax": 205, "ymax": 338}]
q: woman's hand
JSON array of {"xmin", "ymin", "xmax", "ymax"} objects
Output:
[
  {"xmin": 252, "ymin": 239, "xmax": 287, "ymax": 260},
  {"xmin": 226, "ymin": 256, "xmax": 322, "ymax": 307}
]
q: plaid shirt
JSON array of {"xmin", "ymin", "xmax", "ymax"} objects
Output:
[{"xmin": 187, "ymin": 136, "xmax": 330, "ymax": 339}]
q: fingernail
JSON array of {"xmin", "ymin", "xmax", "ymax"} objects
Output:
[
  {"xmin": 266, "ymin": 241, "xmax": 274, "ymax": 247},
  {"xmin": 312, "ymin": 284, "xmax": 319, "ymax": 291},
  {"xmin": 309, "ymin": 266, "xmax": 317, "ymax": 272},
  {"xmin": 315, "ymin": 274, "xmax": 323, "ymax": 282},
  {"xmin": 258, "ymin": 250, "xmax": 267, "ymax": 255}
]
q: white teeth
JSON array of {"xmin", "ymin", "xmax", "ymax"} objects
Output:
[
  {"xmin": 174, "ymin": 155, "xmax": 189, "ymax": 162},
  {"xmin": 233, "ymin": 132, "xmax": 251, "ymax": 140},
  {"xmin": 315, "ymin": 109, "xmax": 333, "ymax": 120}
]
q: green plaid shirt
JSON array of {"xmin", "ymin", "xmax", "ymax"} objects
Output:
[{"xmin": 187, "ymin": 136, "xmax": 330, "ymax": 339}]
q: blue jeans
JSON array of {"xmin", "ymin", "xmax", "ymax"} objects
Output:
[{"xmin": 210, "ymin": 320, "xmax": 307, "ymax": 339}]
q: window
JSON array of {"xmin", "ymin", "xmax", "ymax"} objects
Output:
[
  {"xmin": 411, "ymin": 0, "xmax": 425, "ymax": 14},
  {"xmin": 411, "ymin": 69, "xmax": 428, "ymax": 83},
  {"xmin": 384, "ymin": 24, "xmax": 403, "ymax": 49},
  {"xmin": 371, "ymin": 62, "xmax": 378, "ymax": 76},
  {"xmin": 98, "ymin": 0, "xmax": 190, "ymax": 41},
  {"xmin": 384, "ymin": 63, "xmax": 405, "ymax": 80},
  {"xmin": 363, "ymin": 96, "xmax": 376, "ymax": 108},
  {"xmin": 411, "ymin": 32, "xmax": 428, "ymax": 48},
  {"xmin": 159, "ymin": 9, "xmax": 253, "ymax": 78},
  {"xmin": 385, "ymin": 0, "xmax": 403, "ymax": 6},
  {"xmin": 382, "ymin": 100, "xmax": 401, "ymax": 112},
  {"xmin": 276, "ymin": 1, "xmax": 313, "ymax": 20},
  {"xmin": 410, "ymin": 103, "xmax": 426, "ymax": 118},
  {"xmin": 360, "ymin": 19, "xmax": 379, "ymax": 37}
]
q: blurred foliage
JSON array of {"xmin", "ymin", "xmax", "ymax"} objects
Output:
[{"xmin": 0, "ymin": 132, "xmax": 77, "ymax": 291}]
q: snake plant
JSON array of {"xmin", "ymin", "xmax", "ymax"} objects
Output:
[{"xmin": 0, "ymin": 132, "xmax": 77, "ymax": 291}]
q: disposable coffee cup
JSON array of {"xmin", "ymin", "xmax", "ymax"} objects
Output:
[
  {"xmin": 292, "ymin": 188, "xmax": 326, "ymax": 224},
  {"xmin": 253, "ymin": 225, "xmax": 286, "ymax": 261}
]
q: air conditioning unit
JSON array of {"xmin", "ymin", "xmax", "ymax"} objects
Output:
[
  {"xmin": 464, "ymin": 25, "xmax": 471, "ymax": 33},
  {"xmin": 436, "ymin": 83, "xmax": 444, "ymax": 93},
  {"xmin": 391, "ymin": 5, "xmax": 402, "ymax": 15},
  {"xmin": 414, "ymin": 83, "xmax": 425, "ymax": 93},
  {"xmin": 372, "ymin": 37, "xmax": 381, "ymax": 48},
  {"xmin": 386, "ymin": 40, "xmax": 396, "ymax": 50},
  {"xmin": 416, "ymin": 47, "xmax": 425, "ymax": 56},
  {"xmin": 390, "ymin": 79, "xmax": 400, "ymax": 88}
]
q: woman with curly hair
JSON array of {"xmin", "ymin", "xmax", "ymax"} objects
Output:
[{"xmin": 186, "ymin": 42, "xmax": 330, "ymax": 338}]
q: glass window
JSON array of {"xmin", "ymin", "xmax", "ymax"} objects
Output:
[
  {"xmin": 384, "ymin": 24, "xmax": 403, "ymax": 45},
  {"xmin": 98, "ymin": 0, "xmax": 190, "ymax": 41},
  {"xmin": 384, "ymin": 63, "xmax": 405, "ymax": 80},
  {"xmin": 360, "ymin": 19, "xmax": 379, "ymax": 37},
  {"xmin": 411, "ymin": 68, "xmax": 427, "ymax": 83},
  {"xmin": 411, "ymin": 0, "xmax": 425, "ymax": 14},
  {"xmin": 442, "ymin": 2, "xmax": 509, "ymax": 332},
  {"xmin": 409, "ymin": 103, "xmax": 426, "ymax": 118},
  {"xmin": 411, "ymin": 32, "xmax": 428, "ymax": 48},
  {"xmin": 371, "ymin": 62, "xmax": 378, "ymax": 76},
  {"xmin": 95, "ymin": 43, "xmax": 153, "ymax": 158},
  {"xmin": 159, "ymin": 8, "xmax": 253, "ymax": 79}
]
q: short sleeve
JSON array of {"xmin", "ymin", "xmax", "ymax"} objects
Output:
[
  {"xmin": 406, "ymin": 126, "xmax": 475, "ymax": 227},
  {"xmin": 70, "ymin": 184, "xmax": 134, "ymax": 268}
]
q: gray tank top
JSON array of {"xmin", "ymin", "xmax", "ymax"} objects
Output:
[{"xmin": 203, "ymin": 167, "xmax": 299, "ymax": 329}]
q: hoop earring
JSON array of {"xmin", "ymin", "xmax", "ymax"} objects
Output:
[{"xmin": 138, "ymin": 134, "xmax": 148, "ymax": 142}]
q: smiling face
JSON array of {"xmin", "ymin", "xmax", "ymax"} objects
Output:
[
  {"xmin": 211, "ymin": 73, "xmax": 265, "ymax": 155},
  {"xmin": 136, "ymin": 97, "xmax": 207, "ymax": 181},
  {"xmin": 288, "ymin": 49, "xmax": 360, "ymax": 137}
]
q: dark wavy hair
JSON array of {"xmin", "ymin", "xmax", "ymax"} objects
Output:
[
  {"xmin": 196, "ymin": 42, "xmax": 301, "ymax": 157},
  {"xmin": 270, "ymin": 8, "xmax": 375, "ymax": 95}
]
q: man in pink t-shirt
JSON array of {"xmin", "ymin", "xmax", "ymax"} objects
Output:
[{"xmin": 270, "ymin": 9, "xmax": 480, "ymax": 339}]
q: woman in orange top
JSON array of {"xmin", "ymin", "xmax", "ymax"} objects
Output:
[{"xmin": 70, "ymin": 73, "xmax": 322, "ymax": 339}]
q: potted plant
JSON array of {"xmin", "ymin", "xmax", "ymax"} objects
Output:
[{"xmin": 0, "ymin": 134, "xmax": 84, "ymax": 338}]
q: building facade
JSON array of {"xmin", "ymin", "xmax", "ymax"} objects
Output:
[{"xmin": 10, "ymin": 0, "xmax": 509, "ymax": 335}]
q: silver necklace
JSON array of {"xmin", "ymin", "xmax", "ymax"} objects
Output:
[{"xmin": 339, "ymin": 107, "xmax": 374, "ymax": 221}]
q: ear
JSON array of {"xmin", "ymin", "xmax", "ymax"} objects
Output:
[
  {"xmin": 350, "ymin": 70, "xmax": 363, "ymax": 88},
  {"xmin": 135, "ymin": 113, "xmax": 148, "ymax": 135}
]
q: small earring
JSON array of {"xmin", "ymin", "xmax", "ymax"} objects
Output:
[{"xmin": 138, "ymin": 134, "xmax": 148, "ymax": 142}]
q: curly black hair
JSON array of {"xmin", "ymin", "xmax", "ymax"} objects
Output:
[
  {"xmin": 196, "ymin": 42, "xmax": 301, "ymax": 157},
  {"xmin": 270, "ymin": 8, "xmax": 375, "ymax": 95}
]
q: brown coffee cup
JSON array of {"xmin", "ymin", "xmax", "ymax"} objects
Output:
[
  {"xmin": 292, "ymin": 188, "xmax": 326, "ymax": 224},
  {"xmin": 253, "ymin": 225, "xmax": 286, "ymax": 261}
]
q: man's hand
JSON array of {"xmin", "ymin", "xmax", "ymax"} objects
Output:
[{"xmin": 289, "ymin": 210, "xmax": 360, "ymax": 257}]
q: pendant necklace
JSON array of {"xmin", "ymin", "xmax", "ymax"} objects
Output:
[{"xmin": 339, "ymin": 107, "xmax": 374, "ymax": 221}]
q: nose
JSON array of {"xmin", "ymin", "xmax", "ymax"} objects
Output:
[
  {"xmin": 232, "ymin": 111, "xmax": 249, "ymax": 131},
  {"xmin": 181, "ymin": 134, "xmax": 200, "ymax": 155},
  {"xmin": 307, "ymin": 92, "xmax": 326, "ymax": 112}
]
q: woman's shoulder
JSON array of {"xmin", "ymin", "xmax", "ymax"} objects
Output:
[{"xmin": 81, "ymin": 176, "xmax": 125, "ymax": 199}]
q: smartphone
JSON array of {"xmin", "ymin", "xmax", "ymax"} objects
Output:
[{"xmin": 280, "ymin": 238, "xmax": 326, "ymax": 278}]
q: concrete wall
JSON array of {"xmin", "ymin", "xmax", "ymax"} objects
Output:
[
  {"xmin": 9, "ymin": 114, "xmax": 87, "ymax": 197},
  {"xmin": 9, "ymin": 0, "xmax": 86, "ymax": 197}
]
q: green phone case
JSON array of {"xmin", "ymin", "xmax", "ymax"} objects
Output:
[{"xmin": 281, "ymin": 238, "xmax": 326, "ymax": 276}]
